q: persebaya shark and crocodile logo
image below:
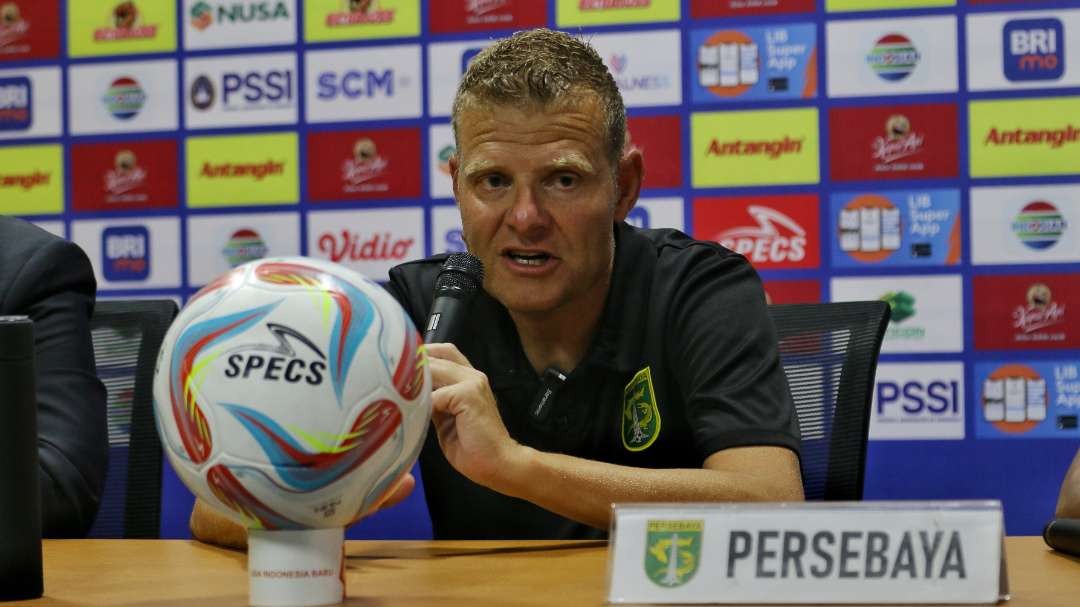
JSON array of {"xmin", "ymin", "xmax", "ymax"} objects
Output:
[
  {"xmin": 645, "ymin": 519, "xmax": 703, "ymax": 588},
  {"xmin": 622, "ymin": 366, "xmax": 660, "ymax": 451}
]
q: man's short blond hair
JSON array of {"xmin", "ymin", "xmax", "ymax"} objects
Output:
[{"xmin": 451, "ymin": 28, "xmax": 627, "ymax": 168}]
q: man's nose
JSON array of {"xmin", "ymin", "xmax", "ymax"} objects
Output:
[{"xmin": 505, "ymin": 185, "xmax": 550, "ymax": 237}]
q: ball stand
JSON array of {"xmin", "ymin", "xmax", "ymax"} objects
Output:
[{"xmin": 247, "ymin": 527, "xmax": 345, "ymax": 606}]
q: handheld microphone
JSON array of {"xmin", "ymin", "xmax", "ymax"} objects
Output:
[
  {"xmin": 1043, "ymin": 518, "xmax": 1080, "ymax": 558},
  {"xmin": 424, "ymin": 252, "xmax": 484, "ymax": 344}
]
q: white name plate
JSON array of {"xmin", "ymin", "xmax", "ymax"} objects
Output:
[{"xmin": 607, "ymin": 501, "xmax": 1007, "ymax": 604}]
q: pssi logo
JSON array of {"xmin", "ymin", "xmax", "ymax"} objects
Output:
[
  {"xmin": 0, "ymin": 76, "xmax": 31, "ymax": 130},
  {"xmin": 223, "ymin": 323, "xmax": 327, "ymax": 386},
  {"xmin": 191, "ymin": 70, "xmax": 293, "ymax": 110},
  {"xmin": 102, "ymin": 225, "xmax": 150, "ymax": 281},
  {"xmin": 1004, "ymin": 18, "xmax": 1064, "ymax": 82},
  {"xmin": 715, "ymin": 205, "xmax": 807, "ymax": 264},
  {"xmin": 877, "ymin": 379, "xmax": 960, "ymax": 415},
  {"xmin": 316, "ymin": 69, "xmax": 394, "ymax": 99},
  {"xmin": 867, "ymin": 33, "xmax": 919, "ymax": 82},
  {"xmin": 1012, "ymin": 200, "xmax": 1067, "ymax": 250}
]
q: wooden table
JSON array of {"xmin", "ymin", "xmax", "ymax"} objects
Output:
[{"xmin": 26, "ymin": 536, "xmax": 1080, "ymax": 606}]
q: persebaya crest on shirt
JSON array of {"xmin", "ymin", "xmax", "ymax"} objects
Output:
[{"xmin": 622, "ymin": 366, "xmax": 660, "ymax": 451}]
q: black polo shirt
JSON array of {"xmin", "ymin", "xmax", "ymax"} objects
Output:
[{"xmin": 386, "ymin": 222, "xmax": 800, "ymax": 540}]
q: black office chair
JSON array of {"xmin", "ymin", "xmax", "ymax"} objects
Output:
[
  {"xmin": 87, "ymin": 299, "xmax": 178, "ymax": 538},
  {"xmin": 768, "ymin": 301, "xmax": 890, "ymax": 501}
]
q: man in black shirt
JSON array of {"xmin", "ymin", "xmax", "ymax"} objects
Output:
[
  {"xmin": 191, "ymin": 28, "xmax": 802, "ymax": 545},
  {"xmin": 385, "ymin": 28, "xmax": 802, "ymax": 538}
]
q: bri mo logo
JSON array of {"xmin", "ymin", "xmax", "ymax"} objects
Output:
[
  {"xmin": 1003, "ymin": 18, "xmax": 1064, "ymax": 82},
  {"xmin": 102, "ymin": 225, "xmax": 150, "ymax": 281}
]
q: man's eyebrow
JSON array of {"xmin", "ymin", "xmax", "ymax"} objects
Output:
[
  {"xmin": 460, "ymin": 158, "xmax": 497, "ymax": 177},
  {"xmin": 550, "ymin": 153, "xmax": 594, "ymax": 173}
]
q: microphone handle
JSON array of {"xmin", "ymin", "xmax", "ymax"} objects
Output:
[
  {"xmin": 424, "ymin": 295, "xmax": 468, "ymax": 344},
  {"xmin": 1043, "ymin": 518, "xmax": 1080, "ymax": 558}
]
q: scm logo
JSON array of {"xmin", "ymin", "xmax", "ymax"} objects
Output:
[{"xmin": 316, "ymin": 69, "xmax": 394, "ymax": 99}]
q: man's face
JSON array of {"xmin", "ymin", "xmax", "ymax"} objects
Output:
[{"xmin": 450, "ymin": 96, "xmax": 639, "ymax": 317}]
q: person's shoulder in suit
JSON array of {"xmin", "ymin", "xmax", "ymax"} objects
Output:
[{"xmin": 0, "ymin": 216, "xmax": 96, "ymax": 314}]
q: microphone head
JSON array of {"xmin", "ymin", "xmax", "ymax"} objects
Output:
[{"xmin": 434, "ymin": 252, "xmax": 484, "ymax": 297}]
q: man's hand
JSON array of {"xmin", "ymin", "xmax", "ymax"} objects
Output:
[
  {"xmin": 425, "ymin": 343, "xmax": 524, "ymax": 489},
  {"xmin": 189, "ymin": 472, "xmax": 416, "ymax": 550}
]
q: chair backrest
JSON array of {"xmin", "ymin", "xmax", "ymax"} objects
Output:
[
  {"xmin": 768, "ymin": 301, "xmax": 890, "ymax": 501},
  {"xmin": 87, "ymin": 299, "xmax": 178, "ymax": 538}
]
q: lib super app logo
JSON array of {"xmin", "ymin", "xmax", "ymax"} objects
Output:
[
  {"xmin": 1004, "ymin": 18, "xmax": 1064, "ymax": 82},
  {"xmin": 690, "ymin": 24, "xmax": 817, "ymax": 104},
  {"xmin": 693, "ymin": 194, "xmax": 820, "ymax": 270},
  {"xmin": 976, "ymin": 362, "xmax": 1080, "ymax": 439},
  {"xmin": 831, "ymin": 190, "xmax": 961, "ymax": 268},
  {"xmin": 102, "ymin": 225, "xmax": 150, "ymax": 281}
]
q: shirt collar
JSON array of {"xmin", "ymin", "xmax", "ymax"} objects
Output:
[{"xmin": 583, "ymin": 221, "xmax": 653, "ymax": 373}]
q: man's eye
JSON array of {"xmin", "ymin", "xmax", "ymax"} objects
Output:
[
  {"xmin": 554, "ymin": 173, "xmax": 577, "ymax": 188},
  {"xmin": 482, "ymin": 174, "xmax": 507, "ymax": 188}
]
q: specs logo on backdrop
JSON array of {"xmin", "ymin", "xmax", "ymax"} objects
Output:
[
  {"xmin": 867, "ymin": 33, "xmax": 920, "ymax": 81},
  {"xmin": 222, "ymin": 228, "xmax": 268, "ymax": 267},
  {"xmin": 190, "ymin": 1, "xmax": 290, "ymax": 31},
  {"xmin": 716, "ymin": 206, "xmax": 807, "ymax": 265},
  {"xmin": 1015, "ymin": 283, "xmax": 1066, "ymax": 335},
  {"xmin": 95, "ymin": 2, "xmax": 158, "ymax": 41},
  {"xmin": 0, "ymin": 76, "xmax": 31, "ymax": 131},
  {"xmin": 1012, "ymin": 200, "xmax": 1067, "ymax": 250},
  {"xmin": 316, "ymin": 68, "xmax": 396, "ymax": 100},
  {"xmin": 693, "ymin": 194, "xmax": 820, "ymax": 269},
  {"xmin": 1003, "ymin": 18, "xmax": 1064, "ymax": 82},
  {"xmin": 103, "ymin": 77, "xmax": 146, "ymax": 120},
  {"xmin": 189, "ymin": 69, "xmax": 293, "ymax": 112},
  {"xmin": 0, "ymin": 3, "xmax": 29, "ymax": 52},
  {"xmin": 102, "ymin": 225, "xmax": 150, "ymax": 281},
  {"xmin": 341, "ymin": 138, "xmax": 388, "ymax": 192},
  {"xmin": 104, "ymin": 150, "xmax": 147, "ymax": 199},
  {"xmin": 318, "ymin": 230, "xmax": 414, "ymax": 263},
  {"xmin": 326, "ymin": 0, "xmax": 394, "ymax": 26}
]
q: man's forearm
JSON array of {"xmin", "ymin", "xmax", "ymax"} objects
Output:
[{"xmin": 493, "ymin": 445, "xmax": 804, "ymax": 530}]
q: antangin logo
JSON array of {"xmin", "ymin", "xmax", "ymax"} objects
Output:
[
  {"xmin": 201, "ymin": 160, "xmax": 285, "ymax": 180},
  {"xmin": 645, "ymin": 519, "xmax": 702, "ymax": 588},
  {"xmin": 622, "ymin": 366, "xmax": 660, "ymax": 451},
  {"xmin": 706, "ymin": 136, "xmax": 803, "ymax": 159},
  {"xmin": 984, "ymin": 125, "xmax": 1080, "ymax": 149},
  {"xmin": 0, "ymin": 170, "xmax": 49, "ymax": 190}
]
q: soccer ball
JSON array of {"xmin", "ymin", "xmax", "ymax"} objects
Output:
[{"xmin": 152, "ymin": 257, "xmax": 430, "ymax": 530}]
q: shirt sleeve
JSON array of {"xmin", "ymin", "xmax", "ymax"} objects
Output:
[
  {"xmin": 11, "ymin": 238, "xmax": 109, "ymax": 537},
  {"xmin": 663, "ymin": 246, "xmax": 801, "ymax": 461}
]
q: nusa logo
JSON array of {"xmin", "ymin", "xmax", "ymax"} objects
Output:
[{"xmin": 1004, "ymin": 18, "xmax": 1064, "ymax": 82}]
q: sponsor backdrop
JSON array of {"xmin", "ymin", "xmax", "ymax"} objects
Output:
[{"xmin": 2, "ymin": 0, "xmax": 1078, "ymax": 538}]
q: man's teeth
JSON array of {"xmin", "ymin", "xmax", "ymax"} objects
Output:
[{"xmin": 508, "ymin": 253, "xmax": 548, "ymax": 266}]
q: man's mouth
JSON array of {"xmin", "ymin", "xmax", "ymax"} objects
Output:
[{"xmin": 504, "ymin": 250, "xmax": 553, "ymax": 267}]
